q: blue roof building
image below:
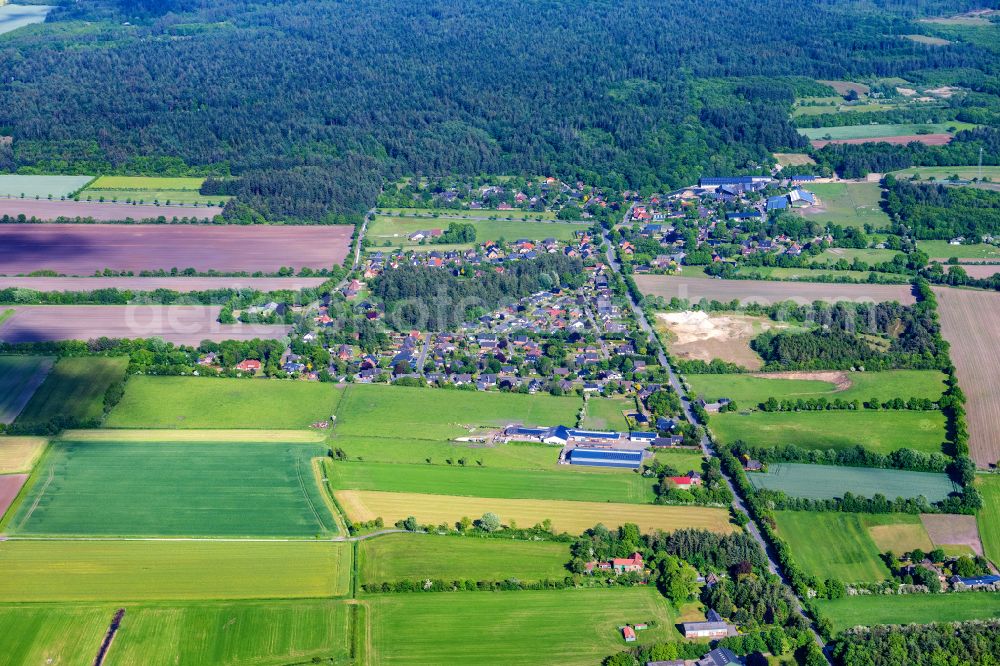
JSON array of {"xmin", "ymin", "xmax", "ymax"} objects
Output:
[
  {"xmin": 699, "ymin": 176, "xmax": 770, "ymax": 187},
  {"xmin": 789, "ymin": 174, "xmax": 817, "ymax": 182},
  {"xmin": 568, "ymin": 428, "xmax": 620, "ymax": 440},
  {"xmin": 569, "ymin": 448, "xmax": 643, "ymax": 469},
  {"xmin": 766, "ymin": 195, "xmax": 788, "ymax": 211},
  {"xmin": 630, "ymin": 431, "xmax": 657, "ymax": 442},
  {"xmin": 954, "ymin": 575, "xmax": 1000, "ymax": 587}
]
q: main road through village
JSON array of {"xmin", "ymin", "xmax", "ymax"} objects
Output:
[{"xmin": 601, "ymin": 224, "xmax": 832, "ymax": 659}]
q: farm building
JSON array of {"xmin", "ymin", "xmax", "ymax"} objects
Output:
[
  {"xmin": 766, "ymin": 195, "xmax": 788, "ymax": 211},
  {"xmin": 622, "ymin": 626, "xmax": 637, "ymax": 642},
  {"xmin": 505, "ymin": 424, "xmax": 655, "ymax": 446},
  {"xmin": 699, "ymin": 176, "xmax": 772, "ymax": 187},
  {"xmin": 950, "ymin": 574, "xmax": 1000, "ymax": 589},
  {"xmin": 681, "ymin": 620, "xmax": 734, "ymax": 639},
  {"xmin": 569, "ymin": 448, "xmax": 643, "ymax": 469},
  {"xmin": 666, "ymin": 473, "xmax": 702, "ymax": 489},
  {"xmin": 235, "ymin": 359, "xmax": 261, "ymax": 372},
  {"xmin": 612, "ymin": 552, "xmax": 644, "ymax": 573},
  {"xmin": 788, "ymin": 188, "xmax": 816, "ymax": 207},
  {"xmin": 695, "ymin": 647, "xmax": 744, "ymax": 666}
]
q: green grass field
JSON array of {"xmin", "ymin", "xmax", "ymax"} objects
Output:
[
  {"xmin": 892, "ymin": 166, "xmax": 1000, "ymax": 181},
  {"xmin": 918, "ymin": 240, "xmax": 1000, "ymax": 260},
  {"xmin": 331, "ymin": 436, "xmax": 562, "ymax": 469},
  {"xmin": 775, "ymin": 512, "xmax": 932, "ymax": 582},
  {"xmin": 87, "ymin": 176, "xmax": 206, "ymax": 190},
  {"xmin": 652, "ymin": 448, "xmax": 705, "ymax": 474},
  {"xmin": 0, "ymin": 600, "xmax": 352, "ymax": 666},
  {"xmin": 358, "ymin": 533, "xmax": 569, "ymax": 584},
  {"xmin": 747, "ymin": 463, "xmax": 957, "ymax": 502},
  {"xmin": 106, "ymin": 376, "xmax": 343, "ymax": 429},
  {"xmin": 327, "ymin": 460, "xmax": 657, "ymax": 503},
  {"xmin": 736, "ymin": 266, "xmax": 910, "ymax": 283},
  {"xmin": 792, "ymin": 182, "xmax": 892, "ymax": 228},
  {"xmin": 376, "ymin": 207, "xmax": 557, "ymax": 220},
  {"xmin": 367, "ymin": 588, "xmax": 682, "ymax": 665},
  {"xmin": 817, "ymin": 593, "xmax": 1000, "ymax": 632},
  {"xmin": 0, "ymin": 174, "xmax": 93, "ymax": 198},
  {"xmin": 581, "ymin": 396, "xmax": 633, "ymax": 430},
  {"xmin": 81, "ymin": 176, "xmax": 228, "ymax": 205},
  {"xmin": 366, "ymin": 215, "xmax": 582, "ymax": 249},
  {"xmin": 687, "ymin": 370, "xmax": 947, "ymax": 406},
  {"xmin": 334, "ymin": 384, "xmax": 580, "ymax": 441},
  {"xmin": 0, "ymin": 540, "xmax": 350, "ymax": 601},
  {"xmin": 710, "ymin": 410, "xmax": 946, "ymax": 455},
  {"xmin": 0, "ymin": 355, "xmax": 53, "ymax": 424},
  {"xmin": 15, "ymin": 356, "xmax": 128, "ymax": 428},
  {"xmin": 976, "ymin": 475, "xmax": 1000, "ymax": 566},
  {"xmin": 799, "ymin": 121, "xmax": 976, "ymax": 141},
  {"xmin": 7, "ymin": 439, "xmax": 337, "ymax": 537},
  {"xmin": 807, "ymin": 247, "xmax": 901, "ymax": 265}
]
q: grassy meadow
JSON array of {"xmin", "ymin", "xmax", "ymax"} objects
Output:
[
  {"xmin": 747, "ymin": 463, "xmax": 957, "ymax": 502},
  {"xmin": 358, "ymin": 533, "xmax": 569, "ymax": 584},
  {"xmin": 807, "ymin": 247, "xmax": 901, "ymax": 265},
  {"xmin": 336, "ymin": 489, "xmax": 734, "ymax": 534},
  {"xmin": 976, "ymin": 475, "xmax": 1000, "ymax": 566},
  {"xmin": 799, "ymin": 121, "xmax": 976, "ymax": 141},
  {"xmin": 710, "ymin": 410, "xmax": 946, "ymax": 455},
  {"xmin": 0, "ymin": 174, "xmax": 92, "ymax": 198},
  {"xmin": 581, "ymin": 396, "xmax": 633, "ymax": 430},
  {"xmin": 686, "ymin": 370, "xmax": 947, "ymax": 405},
  {"xmin": 376, "ymin": 206, "xmax": 557, "ymax": 220},
  {"xmin": 15, "ymin": 356, "xmax": 128, "ymax": 428},
  {"xmin": 0, "ymin": 540, "xmax": 350, "ymax": 601},
  {"xmin": 366, "ymin": 215, "xmax": 581, "ymax": 250},
  {"xmin": 0, "ymin": 356, "xmax": 54, "ymax": 424},
  {"xmin": 652, "ymin": 447, "xmax": 706, "ymax": 474},
  {"xmin": 327, "ymin": 460, "xmax": 657, "ymax": 504},
  {"xmin": 366, "ymin": 588, "xmax": 683, "ymax": 665},
  {"xmin": 81, "ymin": 175, "xmax": 228, "ymax": 205},
  {"xmin": 7, "ymin": 439, "xmax": 337, "ymax": 537},
  {"xmin": 330, "ymin": 436, "xmax": 562, "ymax": 470},
  {"xmin": 818, "ymin": 592, "xmax": 1000, "ymax": 632},
  {"xmin": 792, "ymin": 182, "xmax": 891, "ymax": 228},
  {"xmin": 918, "ymin": 240, "xmax": 1000, "ymax": 260},
  {"xmin": 106, "ymin": 376, "xmax": 343, "ymax": 429},
  {"xmin": 892, "ymin": 166, "xmax": 1000, "ymax": 181}
]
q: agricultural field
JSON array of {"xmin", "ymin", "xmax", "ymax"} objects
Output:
[
  {"xmin": 892, "ymin": 166, "xmax": 1000, "ymax": 182},
  {"xmin": 0, "ymin": 276, "xmax": 328, "ymax": 292},
  {"xmin": 919, "ymin": 240, "xmax": 1000, "ymax": 261},
  {"xmin": 366, "ymin": 588, "xmax": 683, "ymax": 665},
  {"xmin": 358, "ymin": 533, "xmax": 570, "ymax": 584},
  {"xmin": 635, "ymin": 275, "xmax": 916, "ymax": 305},
  {"xmin": 0, "ymin": 198, "xmax": 223, "ymax": 221},
  {"xmin": 0, "ymin": 473, "xmax": 27, "ymax": 521},
  {"xmin": 734, "ymin": 266, "xmax": 910, "ymax": 283},
  {"xmin": 0, "ymin": 600, "xmax": 352, "ymax": 666},
  {"xmin": 934, "ymin": 287, "xmax": 1000, "ymax": 467},
  {"xmin": 6, "ymin": 438, "xmax": 337, "ymax": 537},
  {"xmin": 773, "ymin": 153, "xmax": 816, "ymax": 166},
  {"xmin": 0, "ymin": 174, "xmax": 92, "ymax": 198},
  {"xmin": 106, "ymin": 376, "xmax": 343, "ymax": 429},
  {"xmin": 710, "ymin": 410, "xmax": 946, "ymax": 456},
  {"xmin": 14, "ymin": 356, "xmax": 127, "ymax": 429},
  {"xmin": 329, "ymin": 435, "xmax": 562, "ymax": 470},
  {"xmin": 0, "ymin": 223, "xmax": 352, "ymax": 274},
  {"xmin": 326, "ymin": 460, "xmax": 657, "ymax": 504},
  {"xmin": 366, "ymin": 214, "xmax": 581, "ymax": 250},
  {"xmin": 651, "ymin": 447, "xmax": 705, "ymax": 474},
  {"xmin": 656, "ymin": 310, "xmax": 803, "ymax": 370},
  {"xmin": 801, "ymin": 121, "xmax": 975, "ymax": 146},
  {"xmin": 746, "ymin": 463, "xmax": 957, "ymax": 502},
  {"xmin": 817, "ymin": 592, "xmax": 1000, "ymax": 632},
  {"xmin": 807, "ymin": 247, "xmax": 900, "ymax": 265},
  {"xmin": 775, "ymin": 511, "xmax": 934, "ymax": 582},
  {"xmin": 65, "ymin": 428, "xmax": 326, "ymax": 443},
  {"xmin": 581, "ymin": 396, "xmax": 633, "ymax": 430},
  {"xmin": 0, "ymin": 305, "xmax": 291, "ymax": 345},
  {"xmin": 80, "ymin": 175, "xmax": 230, "ymax": 205},
  {"xmin": 921, "ymin": 513, "xmax": 985, "ymax": 558},
  {"xmin": 0, "ymin": 436, "xmax": 46, "ymax": 473},
  {"xmin": 0, "ymin": 540, "xmax": 350, "ymax": 601},
  {"xmin": 333, "ymin": 383, "xmax": 580, "ymax": 441},
  {"xmin": 686, "ymin": 369, "xmax": 947, "ymax": 405},
  {"xmin": 794, "ymin": 182, "xmax": 892, "ymax": 229},
  {"xmin": 977, "ymin": 475, "xmax": 1000, "ymax": 565},
  {"xmin": 335, "ymin": 489, "xmax": 734, "ymax": 534},
  {"xmin": 0, "ymin": 355, "xmax": 54, "ymax": 423},
  {"xmin": 950, "ymin": 264, "xmax": 1000, "ymax": 279}
]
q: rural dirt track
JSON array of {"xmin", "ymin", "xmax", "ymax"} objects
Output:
[
  {"xmin": 0, "ymin": 276, "xmax": 328, "ymax": 292},
  {"xmin": 810, "ymin": 134, "xmax": 952, "ymax": 149},
  {"xmin": 0, "ymin": 305, "xmax": 291, "ymax": 345},
  {"xmin": 0, "ymin": 223, "xmax": 352, "ymax": 274},
  {"xmin": 933, "ymin": 287, "xmax": 1000, "ymax": 467},
  {"xmin": 0, "ymin": 198, "xmax": 222, "ymax": 221},
  {"xmin": 635, "ymin": 275, "xmax": 916, "ymax": 305}
]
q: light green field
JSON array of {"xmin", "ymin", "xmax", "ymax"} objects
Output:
[
  {"xmin": 80, "ymin": 189, "xmax": 228, "ymax": 205},
  {"xmin": 652, "ymin": 448, "xmax": 705, "ymax": 474},
  {"xmin": 792, "ymin": 182, "xmax": 892, "ymax": 228},
  {"xmin": 0, "ymin": 356, "xmax": 53, "ymax": 424},
  {"xmin": 332, "ymin": 436, "xmax": 561, "ymax": 470},
  {"xmin": 977, "ymin": 475, "xmax": 1000, "ymax": 566},
  {"xmin": 0, "ymin": 600, "xmax": 352, "ymax": 666},
  {"xmin": 581, "ymin": 396, "xmax": 633, "ymax": 430},
  {"xmin": 87, "ymin": 176, "xmax": 206, "ymax": 190},
  {"xmin": 106, "ymin": 376, "xmax": 343, "ymax": 429},
  {"xmin": 334, "ymin": 384, "xmax": 580, "ymax": 441},
  {"xmin": 775, "ymin": 511, "xmax": 934, "ymax": 582},
  {"xmin": 808, "ymin": 247, "xmax": 901, "ymax": 265},
  {"xmin": 741, "ymin": 266, "xmax": 909, "ymax": 283},
  {"xmin": 327, "ymin": 460, "xmax": 657, "ymax": 503},
  {"xmin": 710, "ymin": 410, "xmax": 946, "ymax": 455},
  {"xmin": 358, "ymin": 533, "xmax": 569, "ymax": 584},
  {"xmin": 366, "ymin": 215, "xmax": 581, "ymax": 249},
  {"xmin": 918, "ymin": 240, "xmax": 1000, "ymax": 260},
  {"xmin": 0, "ymin": 174, "xmax": 93, "ymax": 197},
  {"xmin": 64, "ymin": 428, "xmax": 326, "ymax": 443},
  {"xmin": 747, "ymin": 463, "xmax": 957, "ymax": 501},
  {"xmin": 7, "ymin": 439, "xmax": 337, "ymax": 537},
  {"xmin": 817, "ymin": 593, "xmax": 1000, "ymax": 632},
  {"xmin": 16, "ymin": 356, "xmax": 128, "ymax": 428},
  {"xmin": 687, "ymin": 370, "xmax": 947, "ymax": 405},
  {"xmin": 0, "ymin": 540, "xmax": 350, "ymax": 601},
  {"xmin": 800, "ymin": 122, "xmax": 976, "ymax": 140},
  {"xmin": 367, "ymin": 588, "xmax": 683, "ymax": 665},
  {"xmin": 892, "ymin": 166, "xmax": 1000, "ymax": 181},
  {"xmin": 377, "ymin": 207, "xmax": 557, "ymax": 220}
]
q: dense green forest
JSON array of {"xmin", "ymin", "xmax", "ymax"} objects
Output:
[
  {"xmin": 885, "ymin": 175, "xmax": 1000, "ymax": 239},
  {"xmin": 0, "ymin": 0, "xmax": 995, "ymax": 221}
]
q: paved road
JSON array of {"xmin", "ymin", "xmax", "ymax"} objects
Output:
[{"xmin": 601, "ymin": 227, "xmax": 830, "ymax": 657}]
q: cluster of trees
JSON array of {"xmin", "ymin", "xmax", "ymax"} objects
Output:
[
  {"xmin": 361, "ymin": 576, "xmax": 581, "ymax": 595},
  {"xmin": 755, "ymin": 486, "xmax": 981, "ymax": 516},
  {"xmin": 884, "ymin": 175, "xmax": 1000, "ymax": 240},
  {"xmin": 433, "ymin": 222, "xmax": 476, "ymax": 245},
  {"xmin": 731, "ymin": 442, "xmax": 951, "ymax": 474},
  {"xmin": 649, "ymin": 458, "xmax": 734, "ymax": 507},
  {"xmin": 882, "ymin": 548, "xmax": 991, "ymax": 593},
  {"xmin": 371, "ymin": 254, "xmax": 584, "ymax": 330},
  {"xmin": 757, "ymin": 395, "xmax": 938, "ymax": 412},
  {"xmin": 831, "ymin": 621, "xmax": 1000, "ymax": 666}
]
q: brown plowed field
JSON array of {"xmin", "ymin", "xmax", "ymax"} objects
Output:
[
  {"xmin": 0, "ymin": 306, "xmax": 291, "ymax": 345},
  {"xmin": 0, "ymin": 473, "xmax": 27, "ymax": 520},
  {"xmin": 0, "ymin": 197, "xmax": 222, "ymax": 221},
  {"xmin": 0, "ymin": 276, "xmax": 328, "ymax": 292},
  {"xmin": 0, "ymin": 224, "xmax": 352, "ymax": 274},
  {"xmin": 810, "ymin": 134, "xmax": 952, "ymax": 149},
  {"xmin": 947, "ymin": 264, "xmax": 1000, "ymax": 279},
  {"xmin": 933, "ymin": 287, "xmax": 1000, "ymax": 467},
  {"xmin": 635, "ymin": 275, "xmax": 916, "ymax": 305}
]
